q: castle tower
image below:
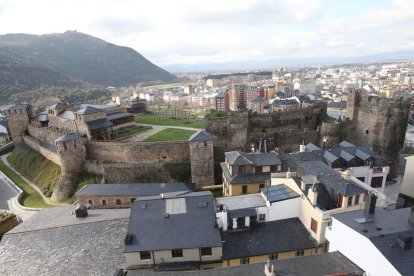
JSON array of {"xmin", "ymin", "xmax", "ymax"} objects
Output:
[
  {"xmin": 345, "ymin": 88, "xmax": 361, "ymax": 120},
  {"xmin": 189, "ymin": 130, "xmax": 215, "ymax": 190},
  {"xmin": 52, "ymin": 133, "xmax": 86, "ymax": 202},
  {"xmin": 5, "ymin": 104, "xmax": 32, "ymax": 144}
]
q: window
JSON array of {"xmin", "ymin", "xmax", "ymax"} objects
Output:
[
  {"xmin": 102, "ymin": 200, "xmax": 107, "ymax": 206},
  {"xmin": 131, "ymin": 198, "xmax": 136, "ymax": 204},
  {"xmin": 201, "ymin": 247, "xmax": 212, "ymax": 256},
  {"xmin": 259, "ymin": 184, "xmax": 265, "ymax": 191},
  {"xmin": 270, "ymin": 165, "xmax": 278, "ymax": 172},
  {"xmin": 347, "ymin": 197, "xmax": 353, "ymax": 206},
  {"xmin": 116, "ymin": 199, "xmax": 122, "ymax": 206},
  {"xmin": 88, "ymin": 200, "xmax": 93, "ymax": 205},
  {"xmin": 242, "ymin": 185, "xmax": 248, "ymax": 195},
  {"xmin": 140, "ymin": 251, "xmax": 151, "ymax": 260},
  {"xmin": 258, "ymin": 214, "xmax": 266, "ymax": 221},
  {"xmin": 295, "ymin": 250, "xmax": 304, "ymax": 256},
  {"xmin": 311, "ymin": 218, "xmax": 318, "ymax": 233},
  {"xmin": 355, "ymin": 194, "xmax": 360, "ymax": 205},
  {"xmin": 365, "ymin": 129, "xmax": 369, "ymax": 134},
  {"xmin": 269, "ymin": 253, "xmax": 278, "ymax": 260},
  {"xmin": 172, "ymin": 249, "xmax": 183, "ymax": 258},
  {"xmin": 238, "ymin": 166, "xmax": 245, "ymax": 174},
  {"xmin": 240, "ymin": 257, "xmax": 249, "ymax": 264},
  {"xmin": 255, "ymin": 166, "xmax": 263, "ymax": 173}
]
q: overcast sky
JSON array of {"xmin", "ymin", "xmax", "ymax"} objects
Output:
[{"xmin": 0, "ymin": 0, "xmax": 413, "ymax": 68}]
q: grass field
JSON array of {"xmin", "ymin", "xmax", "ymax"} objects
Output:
[
  {"xmin": 0, "ymin": 160, "xmax": 50, "ymax": 208},
  {"xmin": 135, "ymin": 114, "xmax": 205, "ymax": 128},
  {"xmin": 112, "ymin": 125, "xmax": 152, "ymax": 141},
  {"xmin": 144, "ymin": 128, "xmax": 196, "ymax": 142}
]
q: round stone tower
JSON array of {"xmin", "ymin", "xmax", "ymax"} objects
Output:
[
  {"xmin": 189, "ymin": 130, "xmax": 215, "ymax": 190},
  {"xmin": 5, "ymin": 104, "xmax": 32, "ymax": 144},
  {"xmin": 52, "ymin": 133, "xmax": 86, "ymax": 202}
]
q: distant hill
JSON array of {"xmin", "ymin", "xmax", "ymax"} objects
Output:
[{"xmin": 0, "ymin": 31, "xmax": 177, "ymax": 103}]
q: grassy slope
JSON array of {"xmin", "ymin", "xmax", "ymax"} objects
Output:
[
  {"xmin": 135, "ymin": 114, "xmax": 204, "ymax": 128},
  {"xmin": 144, "ymin": 128, "xmax": 196, "ymax": 142},
  {"xmin": 0, "ymin": 160, "xmax": 49, "ymax": 208}
]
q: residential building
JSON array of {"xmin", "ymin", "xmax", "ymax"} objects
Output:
[
  {"xmin": 76, "ymin": 183, "xmax": 193, "ymax": 208},
  {"xmin": 215, "ymin": 92, "xmax": 230, "ymax": 112},
  {"xmin": 247, "ymin": 97, "xmax": 268, "ymax": 114},
  {"xmin": 221, "ymin": 151, "xmax": 283, "ymax": 196},
  {"xmin": 305, "ymin": 140, "xmax": 389, "ymax": 192},
  {"xmin": 229, "ymin": 84, "xmax": 247, "ymax": 111},
  {"xmin": 270, "ymin": 99, "xmax": 300, "ymax": 112},
  {"xmin": 124, "ymin": 191, "xmax": 223, "ymax": 271},
  {"xmin": 398, "ymin": 155, "xmax": 414, "ymax": 208},
  {"xmin": 326, "ymin": 203, "xmax": 414, "ymax": 276},
  {"xmin": 327, "ymin": 101, "xmax": 347, "ymax": 118}
]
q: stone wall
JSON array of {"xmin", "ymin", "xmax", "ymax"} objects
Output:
[
  {"xmin": 5, "ymin": 109, "xmax": 30, "ymax": 144},
  {"xmin": 190, "ymin": 140, "xmax": 215, "ymax": 189},
  {"xmin": 86, "ymin": 140, "xmax": 190, "ymax": 163},
  {"xmin": 28, "ymin": 125, "xmax": 69, "ymax": 146},
  {"xmin": 23, "ymin": 135, "xmax": 61, "ymax": 165},
  {"xmin": 273, "ymin": 128, "xmax": 321, "ymax": 153}
]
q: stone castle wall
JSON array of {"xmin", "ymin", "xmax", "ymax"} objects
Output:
[
  {"xmin": 28, "ymin": 125, "xmax": 69, "ymax": 146},
  {"xmin": 23, "ymin": 135, "xmax": 61, "ymax": 165},
  {"xmin": 86, "ymin": 140, "xmax": 190, "ymax": 163},
  {"xmin": 273, "ymin": 128, "xmax": 320, "ymax": 152},
  {"xmin": 5, "ymin": 109, "xmax": 30, "ymax": 144},
  {"xmin": 190, "ymin": 141, "xmax": 215, "ymax": 189}
]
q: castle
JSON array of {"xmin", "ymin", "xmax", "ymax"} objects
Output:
[{"xmin": 5, "ymin": 88, "xmax": 410, "ymax": 201}]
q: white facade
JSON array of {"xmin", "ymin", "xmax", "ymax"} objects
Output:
[
  {"xmin": 348, "ymin": 166, "xmax": 389, "ymax": 193},
  {"xmin": 326, "ymin": 218, "xmax": 401, "ymax": 276},
  {"xmin": 401, "ymin": 155, "xmax": 414, "ymax": 198}
]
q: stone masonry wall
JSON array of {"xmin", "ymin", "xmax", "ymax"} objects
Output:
[
  {"xmin": 28, "ymin": 125, "xmax": 69, "ymax": 146},
  {"xmin": 190, "ymin": 141, "xmax": 215, "ymax": 189},
  {"xmin": 86, "ymin": 141, "xmax": 190, "ymax": 163},
  {"xmin": 23, "ymin": 135, "xmax": 61, "ymax": 165},
  {"xmin": 5, "ymin": 109, "xmax": 30, "ymax": 144}
]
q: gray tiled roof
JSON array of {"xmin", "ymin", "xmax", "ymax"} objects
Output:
[
  {"xmin": 106, "ymin": 112, "xmax": 134, "ymax": 121},
  {"xmin": 55, "ymin": 133, "xmax": 81, "ymax": 143},
  {"xmin": 221, "ymin": 218, "xmax": 316, "ymax": 260},
  {"xmin": 8, "ymin": 103, "xmax": 29, "ymax": 110},
  {"xmin": 305, "ymin": 143, "xmax": 321, "ymax": 151},
  {"xmin": 126, "ymin": 251, "xmax": 365, "ymax": 276},
  {"xmin": 332, "ymin": 207, "xmax": 414, "ymax": 276},
  {"xmin": 32, "ymin": 113, "xmax": 48, "ymax": 122},
  {"xmin": 188, "ymin": 130, "xmax": 213, "ymax": 142},
  {"xmin": 328, "ymin": 101, "xmax": 347, "ymax": 109},
  {"xmin": 74, "ymin": 106, "xmax": 103, "ymax": 115},
  {"xmin": 221, "ymin": 162, "xmax": 271, "ymax": 185},
  {"xmin": 339, "ymin": 140, "xmax": 356, "ymax": 148},
  {"xmin": 57, "ymin": 110, "xmax": 75, "ymax": 120},
  {"xmin": 297, "ymin": 161, "xmax": 366, "ymax": 197},
  {"xmin": 323, "ymin": 150, "xmax": 340, "ymax": 162},
  {"xmin": 244, "ymin": 152, "xmax": 282, "ymax": 166},
  {"xmin": 47, "ymin": 103, "xmax": 68, "ymax": 110},
  {"xmin": 124, "ymin": 191, "xmax": 222, "ymax": 252},
  {"xmin": 0, "ymin": 207, "xmax": 129, "ymax": 276},
  {"xmin": 355, "ymin": 148, "xmax": 372, "ymax": 161},
  {"xmin": 86, "ymin": 118, "xmax": 113, "ymax": 130},
  {"xmin": 279, "ymin": 152, "xmax": 324, "ymax": 172},
  {"xmin": 339, "ymin": 149, "xmax": 356, "ymax": 162},
  {"xmin": 225, "ymin": 151, "xmax": 252, "ymax": 166},
  {"xmin": 76, "ymin": 183, "xmax": 193, "ymax": 197}
]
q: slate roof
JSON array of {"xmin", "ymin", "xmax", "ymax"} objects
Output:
[
  {"xmin": 32, "ymin": 113, "xmax": 48, "ymax": 122},
  {"xmin": 305, "ymin": 143, "xmax": 321, "ymax": 151},
  {"xmin": 328, "ymin": 101, "xmax": 347, "ymax": 109},
  {"xmin": 221, "ymin": 218, "xmax": 316, "ymax": 260},
  {"xmin": 216, "ymin": 194, "xmax": 266, "ymax": 210},
  {"xmin": 8, "ymin": 103, "xmax": 29, "ymax": 110},
  {"xmin": 188, "ymin": 130, "xmax": 213, "ymax": 142},
  {"xmin": 47, "ymin": 102, "xmax": 68, "ymax": 110},
  {"xmin": 279, "ymin": 152, "xmax": 324, "ymax": 172},
  {"xmin": 272, "ymin": 99, "xmax": 299, "ymax": 106},
  {"xmin": 0, "ymin": 207, "xmax": 129, "ymax": 276},
  {"xmin": 340, "ymin": 149, "xmax": 356, "ymax": 161},
  {"xmin": 225, "ymin": 151, "xmax": 253, "ymax": 166},
  {"xmin": 250, "ymin": 97, "xmax": 266, "ymax": 104},
  {"xmin": 332, "ymin": 207, "xmax": 414, "ymax": 276},
  {"xmin": 221, "ymin": 163, "xmax": 271, "ymax": 185},
  {"xmin": 106, "ymin": 112, "xmax": 134, "ymax": 121},
  {"xmin": 126, "ymin": 251, "xmax": 365, "ymax": 276},
  {"xmin": 86, "ymin": 118, "xmax": 113, "ymax": 130},
  {"xmin": 124, "ymin": 191, "xmax": 222, "ymax": 253},
  {"xmin": 76, "ymin": 183, "xmax": 193, "ymax": 197},
  {"xmin": 297, "ymin": 161, "xmax": 366, "ymax": 197},
  {"xmin": 74, "ymin": 106, "xmax": 103, "ymax": 115},
  {"xmin": 55, "ymin": 133, "xmax": 81, "ymax": 143},
  {"xmin": 243, "ymin": 152, "xmax": 282, "ymax": 166},
  {"xmin": 339, "ymin": 140, "xmax": 356, "ymax": 148},
  {"xmin": 57, "ymin": 110, "xmax": 75, "ymax": 120}
]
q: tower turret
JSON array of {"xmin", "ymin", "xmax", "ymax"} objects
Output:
[
  {"xmin": 5, "ymin": 104, "xmax": 32, "ymax": 144},
  {"xmin": 189, "ymin": 130, "xmax": 215, "ymax": 190}
]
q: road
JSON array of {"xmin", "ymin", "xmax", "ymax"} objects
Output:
[{"xmin": 0, "ymin": 171, "xmax": 19, "ymax": 210}]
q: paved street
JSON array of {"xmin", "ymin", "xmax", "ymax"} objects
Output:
[{"xmin": 0, "ymin": 172, "xmax": 19, "ymax": 210}]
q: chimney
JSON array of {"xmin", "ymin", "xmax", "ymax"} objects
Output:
[
  {"xmin": 264, "ymin": 260, "xmax": 275, "ymax": 276},
  {"xmin": 301, "ymin": 181, "xmax": 306, "ymax": 191},
  {"xmin": 409, "ymin": 206, "xmax": 414, "ymax": 225},
  {"xmin": 396, "ymin": 234, "xmax": 413, "ymax": 250},
  {"xmin": 364, "ymin": 193, "xmax": 377, "ymax": 215},
  {"xmin": 308, "ymin": 186, "xmax": 318, "ymax": 206}
]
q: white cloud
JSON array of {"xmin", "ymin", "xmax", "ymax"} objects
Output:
[{"xmin": 0, "ymin": 0, "xmax": 413, "ymax": 68}]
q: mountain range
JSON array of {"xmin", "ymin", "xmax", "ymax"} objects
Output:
[{"xmin": 0, "ymin": 31, "xmax": 177, "ymax": 103}]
